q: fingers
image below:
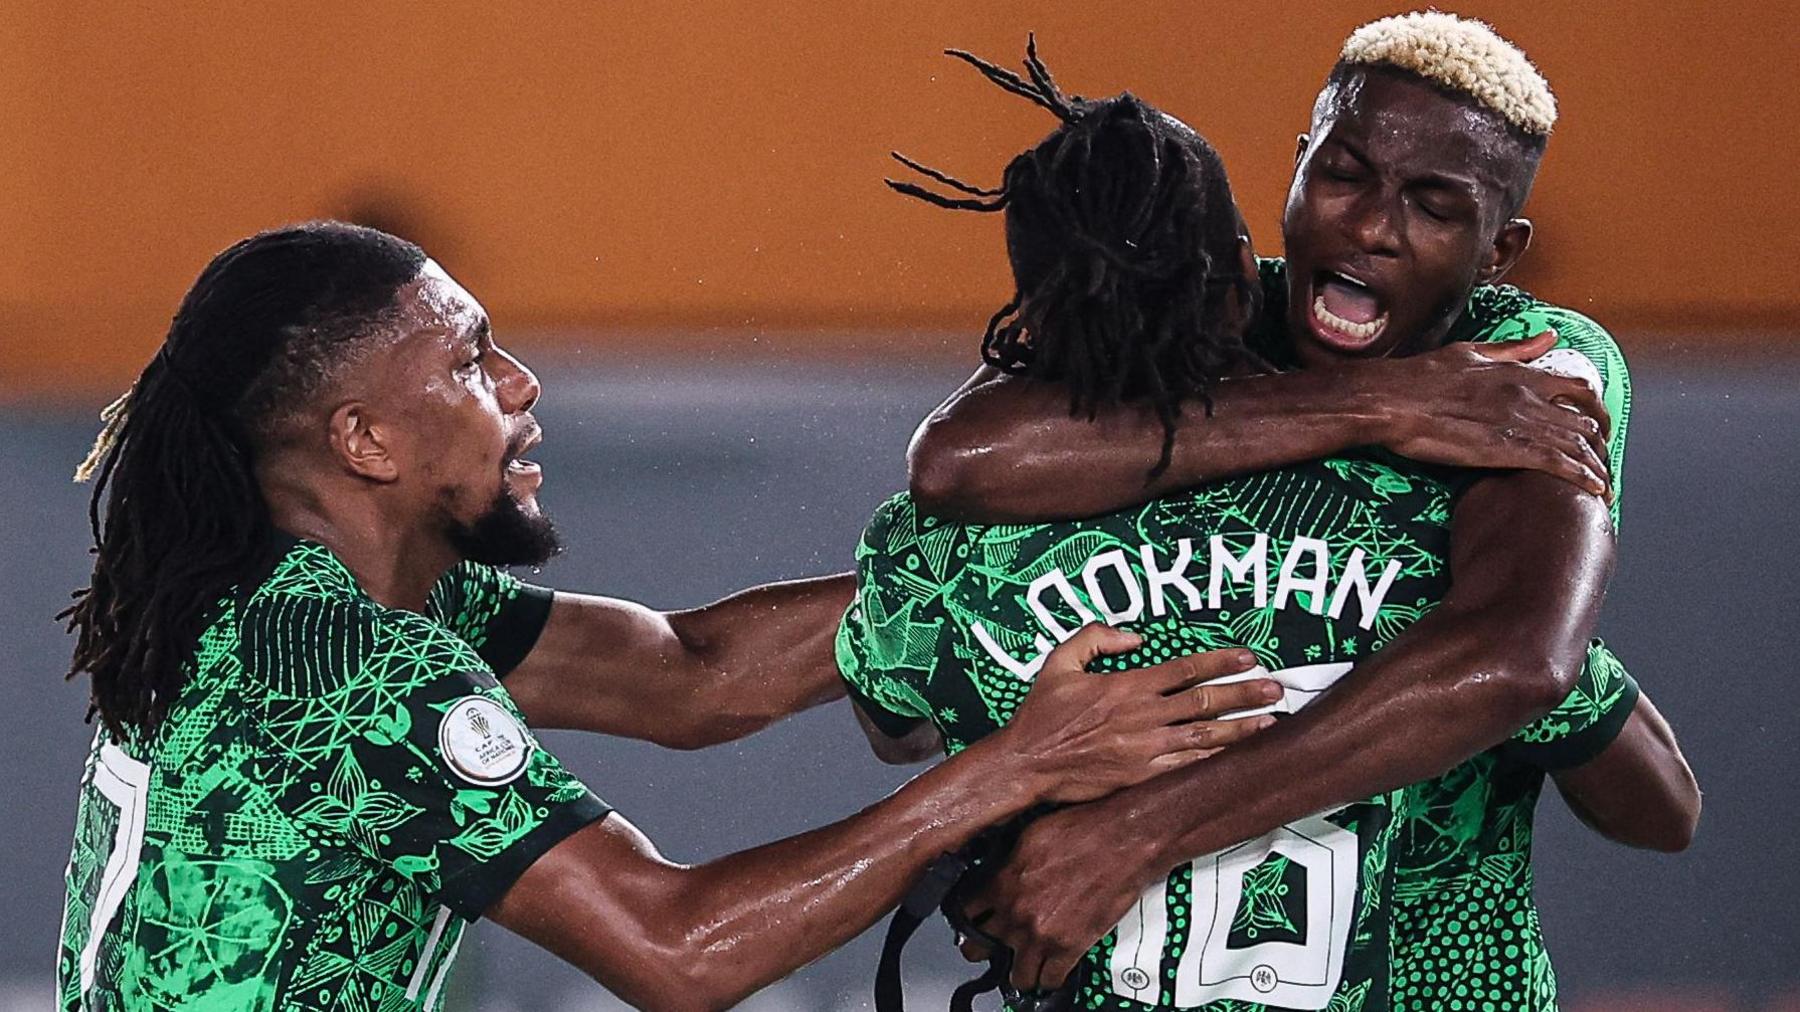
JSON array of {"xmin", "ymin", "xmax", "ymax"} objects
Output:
[
  {"xmin": 1158, "ymin": 715, "xmax": 1277, "ymax": 757},
  {"xmin": 1469, "ymin": 327, "xmax": 1558, "ymax": 361},
  {"xmin": 1041, "ymin": 623, "xmax": 1143, "ymax": 676},
  {"xmin": 1177, "ymin": 676, "xmax": 1283, "ymax": 721},
  {"xmin": 1142, "ymin": 646, "xmax": 1259, "ymax": 694}
]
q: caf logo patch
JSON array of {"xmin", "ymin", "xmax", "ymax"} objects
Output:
[{"xmin": 438, "ymin": 695, "xmax": 534, "ymax": 786}]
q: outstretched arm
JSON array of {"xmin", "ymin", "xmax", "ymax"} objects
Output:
[
  {"xmin": 910, "ymin": 332, "xmax": 1608, "ymax": 522},
  {"xmin": 489, "ymin": 628, "xmax": 1267, "ymax": 1011},
  {"xmin": 971, "ymin": 472, "xmax": 1615, "ymax": 990},
  {"xmin": 504, "ymin": 574, "xmax": 854, "ymax": 749},
  {"xmin": 1553, "ymin": 693, "xmax": 1700, "ymax": 852}
]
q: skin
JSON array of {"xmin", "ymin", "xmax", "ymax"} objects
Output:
[
  {"xmin": 897, "ymin": 69, "xmax": 1698, "ymax": 990},
  {"xmin": 259, "ymin": 259, "xmax": 1294, "ymax": 1009}
]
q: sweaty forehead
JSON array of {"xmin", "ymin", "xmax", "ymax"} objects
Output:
[
  {"xmin": 1315, "ymin": 68, "xmax": 1517, "ymax": 188},
  {"xmin": 388, "ymin": 260, "xmax": 488, "ymax": 352}
]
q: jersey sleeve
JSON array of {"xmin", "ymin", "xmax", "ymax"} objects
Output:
[
  {"xmin": 426, "ymin": 561, "xmax": 555, "ymax": 677},
  {"xmin": 1470, "ymin": 302, "xmax": 1632, "ymax": 527},
  {"xmin": 835, "ymin": 494, "xmax": 943, "ymax": 738},
  {"xmin": 1500, "ymin": 639, "xmax": 1641, "ymax": 771},
  {"xmin": 250, "ymin": 600, "xmax": 608, "ymax": 920}
]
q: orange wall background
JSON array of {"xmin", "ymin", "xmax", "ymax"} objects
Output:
[{"xmin": 0, "ymin": 2, "xmax": 1793, "ymax": 397}]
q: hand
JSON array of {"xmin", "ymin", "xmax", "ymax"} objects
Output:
[
  {"xmin": 1358, "ymin": 329, "xmax": 1613, "ymax": 497},
  {"xmin": 964, "ymin": 804, "xmax": 1159, "ymax": 993},
  {"xmin": 991, "ymin": 624, "xmax": 1278, "ymax": 805}
]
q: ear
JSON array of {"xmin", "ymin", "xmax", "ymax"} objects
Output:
[
  {"xmin": 1294, "ymin": 133, "xmax": 1310, "ymax": 168},
  {"xmin": 1479, "ymin": 217, "xmax": 1533, "ymax": 285},
  {"xmin": 328, "ymin": 402, "xmax": 400, "ymax": 483}
]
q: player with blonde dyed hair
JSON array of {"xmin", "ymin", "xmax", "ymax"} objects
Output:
[{"xmin": 900, "ymin": 13, "xmax": 1698, "ymax": 1010}]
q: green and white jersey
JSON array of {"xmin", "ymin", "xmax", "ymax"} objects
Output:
[
  {"xmin": 1391, "ymin": 643, "xmax": 1638, "ymax": 1010},
  {"xmin": 840, "ymin": 456, "xmax": 1460, "ymax": 1012},
  {"xmin": 1253, "ymin": 259, "xmax": 1638, "ymax": 1011},
  {"xmin": 841, "ymin": 266, "xmax": 1637, "ymax": 1011},
  {"xmin": 56, "ymin": 539, "xmax": 601, "ymax": 1012}
]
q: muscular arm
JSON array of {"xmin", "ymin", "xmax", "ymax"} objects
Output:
[
  {"xmin": 503, "ymin": 574, "xmax": 853, "ymax": 749},
  {"xmin": 1553, "ymin": 693, "xmax": 1700, "ymax": 852},
  {"xmin": 1119, "ymin": 473, "xmax": 1611, "ymax": 860},
  {"xmin": 910, "ymin": 334, "xmax": 1607, "ymax": 523},
  {"xmin": 491, "ymin": 745, "xmax": 1037, "ymax": 1011},
  {"xmin": 978, "ymin": 474, "xmax": 1616, "ymax": 985},
  {"xmin": 489, "ymin": 628, "xmax": 1266, "ymax": 1010}
]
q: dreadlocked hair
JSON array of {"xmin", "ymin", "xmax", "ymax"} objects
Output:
[
  {"xmin": 63, "ymin": 221, "xmax": 426, "ymax": 740},
  {"xmin": 888, "ymin": 35, "xmax": 1260, "ymax": 478}
]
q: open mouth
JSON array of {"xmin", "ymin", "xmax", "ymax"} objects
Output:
[
  {"xmin": 1309, "ymin": 270, "xmax": 1389, "ymax": 349},
  {"xmin": 504, "ymin": 428, "xmax": 544, "ymax": 483}
]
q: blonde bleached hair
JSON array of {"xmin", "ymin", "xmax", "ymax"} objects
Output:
[{"xmin": 1340, "ymin": 11, "xmax": 1556, "ymax": 137}]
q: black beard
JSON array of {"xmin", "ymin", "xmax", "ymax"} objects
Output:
[{"xmin": 447, "ymin": 487, "xmax": 562, "ymax": 567}]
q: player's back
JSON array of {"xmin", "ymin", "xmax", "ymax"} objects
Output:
[{"xmin": 840, "ymin": 454, "xmax": 1459, "ymax": 1011}]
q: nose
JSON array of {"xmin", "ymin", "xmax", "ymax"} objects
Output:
[
  {"xmin": 494, "ymin": 346, "xmax": 541, "ymax": 413},
  {"xmin": 1346, "ymin": 190, "xmax": 1402, "ymax": 258}
]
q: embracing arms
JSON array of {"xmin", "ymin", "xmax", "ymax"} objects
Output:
[
  {"xmin": 487, "ymin": 628, "xmax": 1268, "ymax": 1011},
  {"xmin": 970, "ymin": 473, "xmax": 1617, "ymax": 989},
  {"xmin": 910, "ymin": 332, "xmax": 1609, "ymax": 521},
  {"xmin": 502, "ymin": 574, "xmax": 854, "ymax": 748}
]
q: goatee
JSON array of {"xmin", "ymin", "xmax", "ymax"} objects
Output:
[{"xmin": 448, "ymin": 488, "xmax": 562, "ymax": 567}]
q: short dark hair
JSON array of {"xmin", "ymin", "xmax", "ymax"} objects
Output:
[
  {"xmin": 890, "ymin": 37, "xmax": 1259, "ymax": 478},
  {"xmin": 64, "ymin": 220, "xmax": 426, "ymax": 737}
]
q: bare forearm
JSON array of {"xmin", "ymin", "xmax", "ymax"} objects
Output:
[
  {"xmin": 510, "ymin": 574, "xmax": 853, "ymax": 746},
  {"xmin": 1092, "ymin": 474, "xmax": 1613, "ymax": 874},
  {"xmin": 1554, "ymin": 696, "xmax": 1700, "ymax": 852},
  {"xmin": 911, "ymin": 369, "xmax": 1382, "ymax": 522},
  {"xmin": 668, "ymin": 740, "xmax": 1034, "ymax": 1004},
  {"xmin": 662, "ymin": 572, "xmax": 854, "ymax": 744},
  {"xmin": 506, "ymin": 740, "xmax": 1040, "ymax": 1010},
  {"xmin": 1106, "ymin": 604, "xmax": 1562, "ymax": 872}
]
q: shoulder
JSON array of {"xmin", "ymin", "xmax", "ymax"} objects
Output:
[
  {"xmin": 243, "ymin": 573, "xmax": 488, "ymax": 700},
  {"xmin": 1461, "ymin": 286, "xmax": 1629, "ymax": 386}
]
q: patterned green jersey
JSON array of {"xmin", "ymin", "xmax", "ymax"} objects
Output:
[
  {"xmin": 840, "ymin": 456, "xmax": 1460, "ymax": 1012},
  {"xmin": 840, "ymin": 266, "xmax": 1637, "ymax": 1011},
  {"xmin": 1254, "ymin": 259, "xmax": 1638, "ymax": 1011},
  {"xmin": 56, "ymin": 538, "xmax": 601, "ymax": 1012}
]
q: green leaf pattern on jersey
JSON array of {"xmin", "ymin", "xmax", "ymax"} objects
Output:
[
  {"xmin": 57, "ymin": 541, "xmax": 606, "ymax": 1012},
  {"xmin": 841, "ymin": 455, "xmax": 1455, "ymax": 1011}
]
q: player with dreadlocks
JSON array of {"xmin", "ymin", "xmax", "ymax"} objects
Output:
[
  {"xmin": 884, "ymin": 38, "xmax": 1259, "ymax": 481},
  {"xmin": 838, "ymin": 32, "xmax": 1694, "ymax": 1010},
  {"xmin": 54, "ymin": 220, "xmax": 1277, "ymax": 1010}
]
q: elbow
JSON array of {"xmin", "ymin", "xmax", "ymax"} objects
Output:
[
  {"xmin": 907, "ymin": 423, "xmax": 987, "ymax": 519},
  {"xmin": 605, "ymin": 931, "xmax": 754, "ymax": 1012},
  {"xmin": 1471, "ymin": 653, "xmax": 1576, "ymax": 733},
  {"xmin": 1642, "ymin": 783, "xmax": 1703, "ymax": 854}
]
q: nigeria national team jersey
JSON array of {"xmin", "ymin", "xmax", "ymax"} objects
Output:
[
  {"xmin": 56, "ymin": 538, "xmax": 599, "ymax": 1012},
  {"xmin": 1253, "ymin": 259, "xmax": 1637, "ymax": 1011},
  {"xmin": 840, "ymin": 457, "xmax": 1458, "ymax": 1012},
  {"xmin": 840, "ymin": 265, "xmax": 1637, "ymax": 1011}
]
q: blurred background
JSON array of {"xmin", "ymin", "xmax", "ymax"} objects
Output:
[{"xmin": 1, "ymin": 3, "xmax": 1795, "ymax": 1010}]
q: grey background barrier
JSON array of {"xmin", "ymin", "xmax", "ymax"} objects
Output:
[{"xmin": 4, "ymin": 352, "xmax": 1795, "ymax": 1010}]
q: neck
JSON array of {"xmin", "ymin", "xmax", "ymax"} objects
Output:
[{"xmin": 266, "ymin": 488, "xmax": 456, "ymax": 613}]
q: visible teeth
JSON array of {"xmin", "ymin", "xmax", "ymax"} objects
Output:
[
  {"xmin": 1331, "ymin": 271, "xmax": 1370, "ymax": 290},
  {"xmin": 1313, "ymin": 295, "xmax": 1388, "ymax": 341}
]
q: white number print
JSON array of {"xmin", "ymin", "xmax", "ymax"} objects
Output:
[
  {"xmin": 1107, "ymin": 662, "xmax": 1360, "ymax": 1009},
  {"xmin": 73, "ymin": 742, "xmax": 151, "ymax": 996}
]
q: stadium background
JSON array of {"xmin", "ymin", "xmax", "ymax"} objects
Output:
[{"xmin": 1, "ymin": 3, "xmax": 1794, "ymax": 1009}]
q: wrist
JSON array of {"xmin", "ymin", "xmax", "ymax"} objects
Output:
[
  {"xmin": 1332, "ymin": 357, "xmax": 1405, "ymax": 447},
  {"xmin": 949, "ymin": 734, "xmax": 1046, "ymax": 820}
]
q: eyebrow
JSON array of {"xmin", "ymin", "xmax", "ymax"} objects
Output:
[{"xmin": 1329, "ymin": 136, "xmax": 1481, "ymax": 198}]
